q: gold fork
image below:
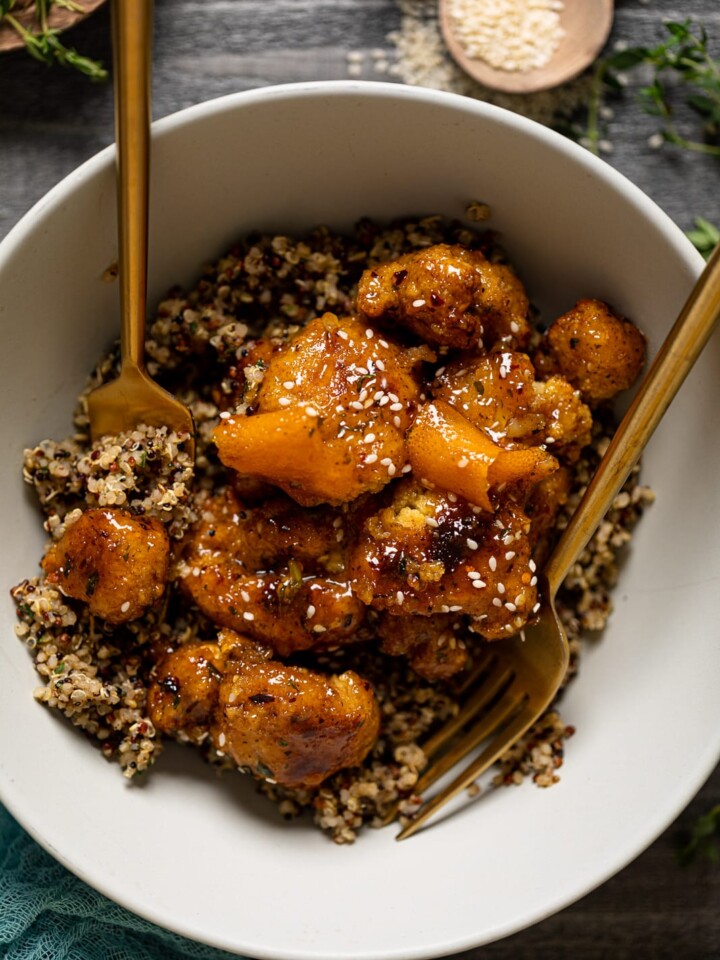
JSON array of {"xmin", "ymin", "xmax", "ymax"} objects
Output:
[
  {"xmin": 396, "ymin": 241, "xmax": 720, "ymax": 841},
  {"xmin": 87, "ymin": 0, "xmax": 194, "ymax": 451}
]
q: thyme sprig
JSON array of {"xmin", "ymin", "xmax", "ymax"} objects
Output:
[
  {"xmin": 678, "ymin": 804, "xmax": 720, "ymax": 866},
  {"xmin": 0, "ymin": 0, "xmax": 107, "ymax": 79},
  {"xmin": 687, "ymin": 217, "xmax": 720, "ymax": 260},
  {"xmin": 582, "ymin": 20, "xmax": 720, "ymax": 158}
]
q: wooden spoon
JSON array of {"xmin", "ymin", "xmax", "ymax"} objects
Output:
[
  {"xmin": 87, "ymin": 0, "xmax": 194, "ymax": 454},
  {"xmin": 440, "ymin": 0, "xmax": 614, "ymax": 94}
]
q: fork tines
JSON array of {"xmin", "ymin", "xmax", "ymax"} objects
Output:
[{"xmin": 392, "ymin": 651, "xmax": 534, "ymax": 840}]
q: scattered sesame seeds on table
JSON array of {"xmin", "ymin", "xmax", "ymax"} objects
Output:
[{"xmin": 0, "ymin": 0, "xmax": 719, "ymax": 957}]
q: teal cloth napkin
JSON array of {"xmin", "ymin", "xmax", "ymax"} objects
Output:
[{"xmin": 0, "ymin": 805, "xmax": 240, "ymax": 960}]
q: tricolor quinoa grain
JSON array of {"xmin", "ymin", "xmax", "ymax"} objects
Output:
[{"xmin": 11, "ymin": 214, "xmax": 652, "ymax": 843}]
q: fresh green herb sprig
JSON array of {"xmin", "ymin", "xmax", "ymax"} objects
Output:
[
  {"xmin": 678, "ymin": 804, "xmax": 720, "ymax": 866},
  {"xmin": 1, "ymin": 0, "xmax": 107, "ymax": 80},
  {"xmin": 582, "ymin": 20, "xmax": 720, "ymax": 158},
  {"xmin": 687, "ymin": 217, "xmax": 720, "ymax": 260}
]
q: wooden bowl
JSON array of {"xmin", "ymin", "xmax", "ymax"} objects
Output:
[{"xmin": 0, "ymin": 0, "xmax": 107, "ymax": 53}]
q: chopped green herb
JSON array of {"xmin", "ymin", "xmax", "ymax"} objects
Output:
[
  {"xmin": 1, "ymin": 0, "xmax": 107, "ymax": 80},
  {"xmin": 85, "ymin": 572, "xmax": 99, "ymax": 597},
  {"xmin": 256, "ymin": 761, "xmax": 274, "ymax": 779}
]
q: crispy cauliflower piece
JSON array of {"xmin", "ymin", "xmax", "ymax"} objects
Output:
[
  {"xmin": 357, "ymin": 243, "xmax": 530, "ymax": 350},
  {"xmin": 349, "ymin": 480, "xmax": 538, "ymax": 639},
  {"xmin": 376, "ymin": 612, "xmax": 469, "ymax": 681},
  {"xmin": 541, "ymin": 298, "xmax": 646, "ymax": 403},
  {"xmin": 42, "ymin": 507, "xmax": 169, "ymax": 623},
  {"xmin": 148, "ymin": 629, "xmax": 380, "ymax": 789},
  {"xmin": 178, "ymin": 490, "xmax": 364, "ymax": 656},
  {"xmin": 213, "ymin": 313, "xmax": 432, "ymax": 506}
]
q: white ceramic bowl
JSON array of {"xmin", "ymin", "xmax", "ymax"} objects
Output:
[{"xmin": 1, "ymin": 82, "xmax": 718, "ymax": 960}]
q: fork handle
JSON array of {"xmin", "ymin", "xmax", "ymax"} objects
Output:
[
  {"xmin": 544, "ymin": 242, "xmax": 720, "ymax": 595},
  {"xmin": 112, "ymin": 0, "xmax": 153, "ymax": 368}
]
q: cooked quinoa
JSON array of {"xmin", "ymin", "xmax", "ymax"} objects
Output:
[{"xmin": 11, "ymin": 214, "xmax": 653, "ymax": 843}]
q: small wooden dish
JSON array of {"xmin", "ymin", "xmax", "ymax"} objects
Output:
[{"xmin": 0, "ymin": 0, "xmax": 107, "ymax": 54}]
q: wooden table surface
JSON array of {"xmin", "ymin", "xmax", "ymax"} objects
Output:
[{"xmin": 1, "ymin": 2, "xmax": 718, "ymax": 958}]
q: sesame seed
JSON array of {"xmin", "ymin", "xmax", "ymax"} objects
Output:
[
  {"xmin": 514, "ymin": 594, "xmax": 524, "ymax": 605},
  {"xmin": 241, "ymin": 590, "xmax": 250, "ymax": 603},
  {"xmin": 365, "ymin": 328, "xmax": 374, "ymax": 339},
  {"xmin": 533, "ymin": 601, "xmax": 541, "ymax": 613},
  {"xmin": 529, "ymin": 559, "xmax": 537, "ymax": 572},
  {"xmin": 401, "ymin": 464, "xmax": 412, "ymax": 474},
  {"xmin": 510, "ymin": 321, "xmax": 520, "ymax": 334},
  {"xmin": 505, "ymin": 602, "xmax": 517, "ymax": 612},
  {"xmin": 466, "ymin": 538, "xmax": 479, "ymax": 550},
  {"xmin": 218, "ymin": 732, "xmax": 226, "ymax": 747},
  {"xmin": 492, "ymin": 597, "xmax": 503, "ymax": 607},
  {"xmin": 440, "ymin": 604, "xmax": 450, "ymax": 613},
  {"xmin": 364, "ymin": 433, "xmax": 376, "ymax": 443},
  {"xmin": 305, "ymin": 406, "xmax": 319, "ymax": 417},
  {"xmin": 278, "ymin": 397, "xmax": 291, "ymax": 407},
  {"xmin": 472, "ymin": 580, "xmax": 486, "ymax": 589},
  {"xmin": 306, "ymin": 605, "xmax": 316, "ymax": 618},
  {"xmin": 365, "ymin": 453, "xmax": 378, "ymax": 464},
  {"xmin": 457, "ymin": 457, "xmax": 469, "ymax": 469},
  {"xmin": 350, "ymin": 400, "xmax": 364, "ymax": 410},
  {"xmin": 426, "ymin": 516, "xmax": 439, "ymax": 528},
  {"xmin": 380, "ymin": 456, "xmax": 392, "ymax": 466},
  {"xmin": 283, "ymin": 380, "xmax": 295, "ymax": 390},
  {"xmin": 389, "ymin": 402, "xmax": 403, "ymax": 413},
  {"xmin": 489, "ymin": 556, "xmax": 497, "ymax": 572},
  {"xmin": 545, "ymin": 436, "xmax": 556, "ymax": 444},
  {"xmin": 505, "ymin": 551, "xmax": 515, "ymax": 560},
  {"xmin": 120, "ymin": 601, "xmax": 130, "ymax": 613},
  {"xmin": 335, "ymin": 404, "xmax": 345, "ymax": 414},
  {"xmin": 396, "ymin": 591, "xmax": 405, "ymax": 604},
  {"xmin": 313, "ymin": 624, "xmax": 327, "ymax": 633},
  {"xmin": 376, "ymin": 359, "xmax": 385, "ymax": 371},
  {"xmin": 393, "ymin": 415, "xmax": 402, "ymax": 428},
  {"xmin": 412, "ymin": 299, "xmax": 426, "ymax": 307},
  {"xmin": 379, "ymin": 396, "xmax": 390, "ymax": 407},
  {"xmin": 379, "ymin": 339, "xmax": 389, "ymax": 348},
  {"xmin": 447, "ymin": 493, "xmax": 457, "ymax": 503},
  {"xmin": 359, "ymin": 389, "xmax": 369, "ymax": 403},
  {"xmin": 219, "ymin": 411, "xmax": 231, "ymax": 420},
  {"xmin": 449, "ymin": 604, "xmax": 462, "ymax": 612},
  {"xmin": 243, "ymin": 612, "xmax": 255, "ymax": 621},
  {"xmin": 333, "ymin": 517, "xmax": 342, "ymax": 528},
  {"xmin": 374, "ymin": 390, "xmax": 385, "ymax": 401},
  {"xmin": 497, "ymin": 583, "xmax": 506, "ymax": 594},
  {"xmin": 435, "ymin": 366, "xmax": 446, "ymax": 377},
  {"xmin": 337, "ymin": 329, "xmax": 349, "ymax": 340},
  {"xmin": 387, "ymin": 463, "xmax": 396, "ymax": 476},
  {"xmin": 530, "ymin": 576, "xmax": 538, "ymax": 586},
  {"xmin": 336, "ymin": 530, "xmax": 344, "ymax": 542}
]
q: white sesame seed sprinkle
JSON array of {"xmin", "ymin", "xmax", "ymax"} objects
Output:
[
  {"xmin": 492, "ymin": 597, "xmax": 503, "ymax": 607},
  {"xmin": 313, "ymin": 624, "xmax": 327, "ymax": 633},
  {"xmin": 305, "ymin": 406, "xmax": 319, "ymax": 417},
  {"xmin": 379, "ymin": 396, "xmax": 390, "ymax": 407},
  {"xmin": 365, "ymin": 328, "xmax": 374, "ymax": 339},
  {"xmin": 529, "ymin": 559, "xmax": 537, "ymax": 572},
  {"xmin": 510, "ymin": 321, "xmax": 520, "ymax": 334},
  {"xmin": 364, "ymin": 433, "xmax": 376, "ymax": 443},
  {"xmin": 365, "ymin": 453, "xmax": 378, "ymax": 464},
  {"xmin": 375, "ymin": 359, "xmax": 385, "ymax": 371},
  {"xmin": 505, "ymin": 551, "xmax": 515, "ymax": 561},
  {"xmin": 389, "ymin": 402, "xmax": 403, "ymax": 413},
  {"xmin": 243, "ymin": 612, "xmax": 255, "ymax": 621},
  {"xmin": 241, "ymin": 590, "xmax": 250, "ymax": 603},
  {"xmin": 278, "ymin": 397, "xmax": 291, "ymax": 407},
  {"xmin": 379, "ymin": 339, "xmax": 389, "ymax": 348},
  {"xmin": 218, "ymin": 732, "xmax": 226, "ymax": 747},
  {"xmin": 387, "ymin": 463, "xmax": 396, "ymax": 476},
  {"xmin": 412, "ymin": 299, "xmax": 426, "ymax": 307},
  {"xmin": 120, "ymin": 601, "xmax": 130, "ymax": 613},
  {"xmin": 505, "ymin": 602, "xmax": 517, "ymax": 612},
  {"xmin": 350, "ymin": 400, "xmax": 364, "ymax": 410},
  {"xmin": 533, "ymin": 601, "xmax": 541, "ymax": 613},
  {"xmin": 426, "ymin": 516, "xmax": 439, "ymax": 528},
  {"xmin": 380, "ymin": 456, "xmax": 392, "ymax": 466},
  {"xmin": 283, "ymin": 380, "xmax": 295, "ymax": 390},
  {"xmin": 466, "ymin": 538, "xmax": 479, "ymax": 550},
  {"xmin": 489, "ymin": 556, "xmax": 497, "ymax": 572},
  {"xmin": 447, "ymin": 493, "xmax": 457, "ymax": 503},
  {"xmin": 337, "ymin": 329, "xmax": 349, "ymax": 340},
  {"xmin": 396, "ymin": 591, "xmax": 405, "ymax": 604},
  {"xmin": 219, "ymin": 411, "xmax": 231, "ymax": 419},
  {"xmin": 530, "ymin": 576, "xmax": 538, "ymax": 586},
  {"xmin": 306, "ymin": 604, "xmax": 316, "ymax": 618},
  {"xmin": 402, "ymin": 464, "xmax": 412, "ymax": 474},
  {"xmin": 472, "ymin": 580, "xmax": 486, "ymax": 589}
]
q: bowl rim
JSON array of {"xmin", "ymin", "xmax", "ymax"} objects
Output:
[{"xmin": 0, "ymin": 80, "xmax": 713, "ymax": 960}]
